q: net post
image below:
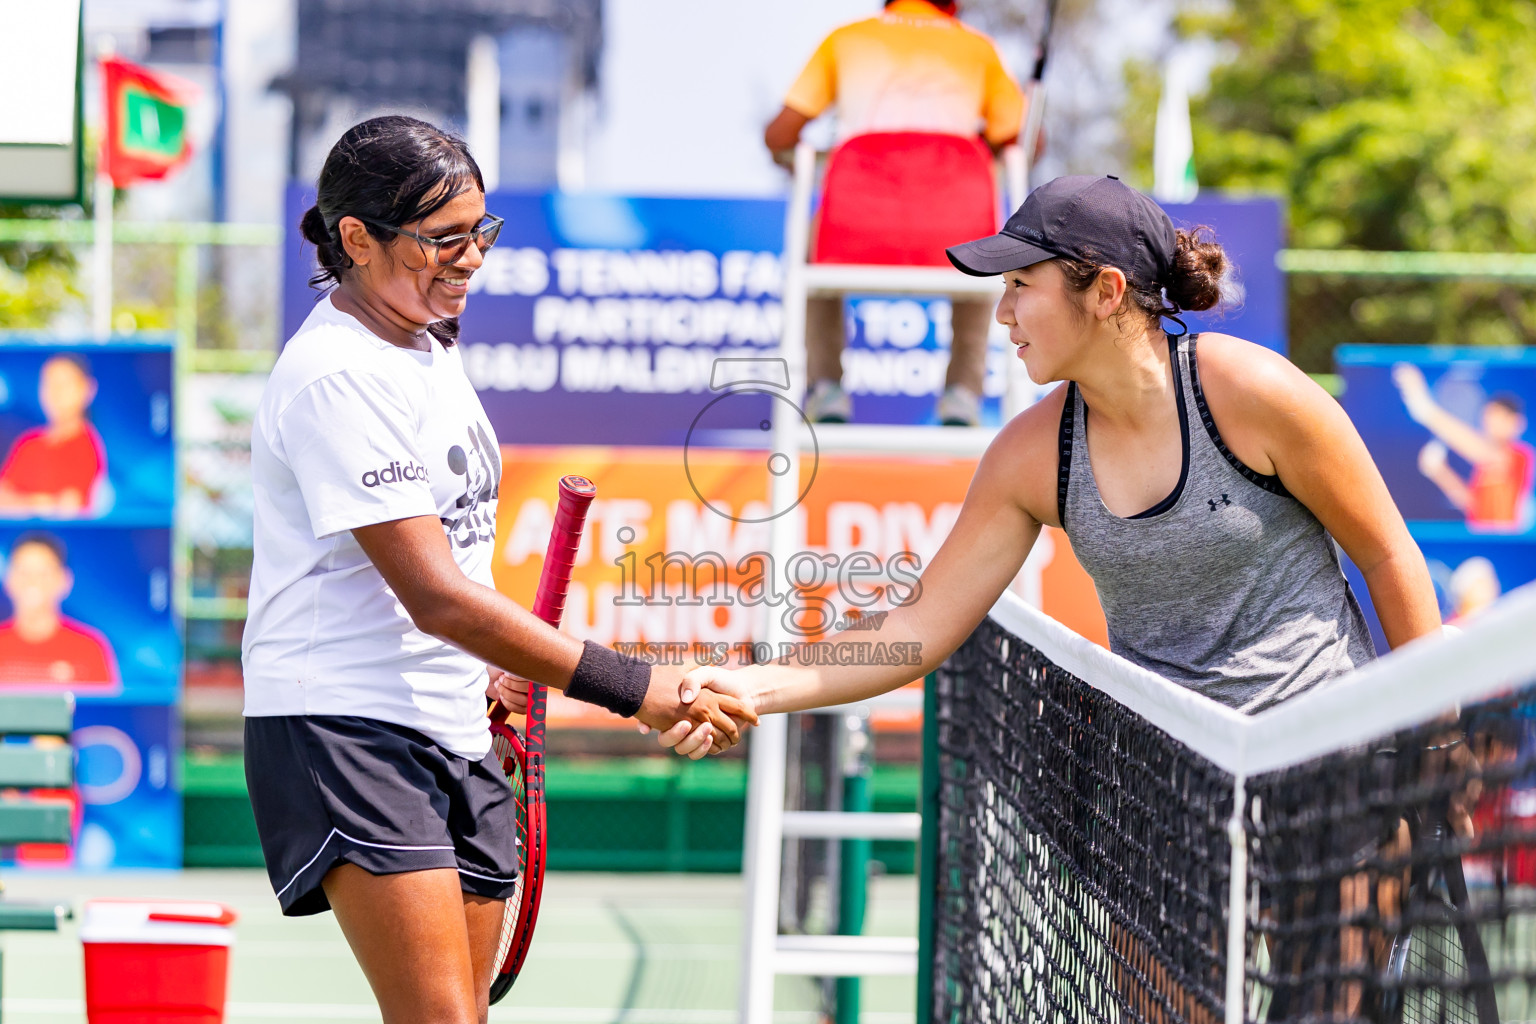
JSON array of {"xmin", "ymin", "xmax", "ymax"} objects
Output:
[
  {"xmin": 915, "ymin": 672, "xmax": 939, "ymax": 1024},
  {"xmin": 834, "ymin": 712, "xmax": 872, "ymax": 1024},
  {"xmin": 1224, "ymin": 773, "xmax": 1248, "ymax": 1024}
]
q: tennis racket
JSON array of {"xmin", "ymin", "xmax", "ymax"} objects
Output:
[{"xmin": 488, "ymin": 474, "xmax": 597, "ymax": 1004}]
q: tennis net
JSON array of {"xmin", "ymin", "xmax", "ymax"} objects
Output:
[{"xmin": 925, "ymin": 583, "xmax": 1536, "ymax": 1024}]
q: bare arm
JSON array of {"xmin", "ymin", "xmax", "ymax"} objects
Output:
[
  {"xmin": 690, "ymin": 393, "xmax": 1064, "ymax": 716},
  {"xmin": 744, "ymin": 464, "xmax": 1037, "ymax": 715},
  {"xmin": 1205, "ymin": 341, "xmax": 1441, "ymax": 650},
  {"xmin": 764, "ymin": 106, "xmax": 811, "ymax": 167},
  {"xmin": 351, "ymin": 515, "xmax": 753, "ymax": 743}
]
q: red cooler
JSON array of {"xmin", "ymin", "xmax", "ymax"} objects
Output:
[{"xmin": 81, "ymin": 899, "xmax": 238, "ymax": 1024}]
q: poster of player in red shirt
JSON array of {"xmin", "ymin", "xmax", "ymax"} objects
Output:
[
  {"xmin": 0, "ymin": 355, "xmax": 108, "ymax": 515},
  {"xmin": 0, "ymin": 525, "xmax": 176, "ymax": 702},
  {"xmin": 0, "ymin": 341, "xmax": 173, "ymax": 523},
  {"xmin": 1392, "ymin": 363, "xmax": 1535, "ymax": 532},
  {"xmin": 1339, "ymin": 346, "xmax": 1536, "ymax": 535},
  {"xmin": 0, "ymin": 532, "xmax": 118, "ymax": 687}
]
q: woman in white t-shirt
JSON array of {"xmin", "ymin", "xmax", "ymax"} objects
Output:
[{"xmin": 242, "ymin": 116, "xmax": 753, "ymax": 1023}]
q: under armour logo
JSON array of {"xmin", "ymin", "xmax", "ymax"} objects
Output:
[{"xmin": 1208, "ymin": 494, "xmax": 1232, "ymax": 511}]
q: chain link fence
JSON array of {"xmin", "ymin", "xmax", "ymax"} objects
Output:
[{"xmin": 1281, "ymin": 251, "xmax": 1536, "ymax": 374}]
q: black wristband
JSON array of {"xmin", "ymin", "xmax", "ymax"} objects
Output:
[{"xmin": 564, "ymin": 640, "xmax": 651, "ymax": 718}]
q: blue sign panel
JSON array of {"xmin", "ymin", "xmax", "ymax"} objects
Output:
[
  {"xmin": 1338, "ymin": 345, "xmax": 1536, "ymax": 533},
  {"xmin": 283, "ymin": 186, "xmax": 1286, "ymax": 444},
  {"xmin": 72, "ymin": 702, "xmax": 180, "ymax": 869},
  {"xmin": 1344, "ymin": 529, "xmax": 1536, "ymax": 654},
  {"xmin": 0, "ymin": 337, "xmax": 179, "ymax": 869},
  {"xmin": 0, "ymin": 338, "xmax": 173, "ymax": 524},
  {"xmin": 1160, "ymin": 197, "xmax": 1286, "ymax": 355},
  {"xmin": 0, "ymin": 525, "xmax": 178, "ymax": 704}
]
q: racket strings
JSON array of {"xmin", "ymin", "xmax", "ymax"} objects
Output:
[{"xmin": 490, "ymin": 727, "xmax": 528, "ymax": 977}]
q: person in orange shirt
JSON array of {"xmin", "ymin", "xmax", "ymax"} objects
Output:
[
  {"xmin": 765, "ymin": 0, "xmax": 1025, "ymax": 425},
  {"xmin": 0, "ymin": 354, "xmax": 109, "ymax": 516},
  {"xmin": 0, "ymin": 532, "xmax": 118, "ymax": 686},
  {"xmin": 1393, "ymin": 363, "xmax": 1535, "ymax": 532}
]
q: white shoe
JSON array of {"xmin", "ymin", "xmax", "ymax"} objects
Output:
[
  {"xmin": 805, "ymin": 380, "xmax": 852, "ymax": 423},
  {"xmin": 936, "ymin": 384, "xmax": 981, "ymax": 427}
]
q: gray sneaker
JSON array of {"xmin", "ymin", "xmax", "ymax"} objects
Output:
[
  {"xmin": 805, "ymin": 379, "xmax": 852, "ymax": 423},
  {"xmin": 936, "ymin": 384, "xmax": 981, "ymax": 427}
]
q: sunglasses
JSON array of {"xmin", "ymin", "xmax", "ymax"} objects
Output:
[{"xmin": 356, "ymin": 214, "xmax": 504, "ymax": 267}]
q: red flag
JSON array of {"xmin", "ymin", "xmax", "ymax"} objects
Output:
[{"xmin": 100, "ymin": 57, "xmax": 198, "ymax": 188}]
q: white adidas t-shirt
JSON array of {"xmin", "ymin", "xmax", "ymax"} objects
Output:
[{"xmin": 242, "ymin": 296, "xmax": 501, "ymax": 759}]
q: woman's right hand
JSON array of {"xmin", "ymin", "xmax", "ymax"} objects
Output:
[
  {"xmin": 652, "ymin": 665, "xmax": 763, "ymax": 757},
  {"xmin": 486, "ymin": 667, "xmax": 528, "ymax": 715}
]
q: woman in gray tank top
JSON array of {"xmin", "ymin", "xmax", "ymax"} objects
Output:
[
  {"xmin": 655, "ymin": 173, "xmax": 1439, "ymax": 755},
  {"xmin": 644, "ymin": 173, "xmax": 1442, "ymax": 1024}
]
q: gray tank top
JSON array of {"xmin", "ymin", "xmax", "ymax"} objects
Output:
[{"xmin": 1058, "ymin": 333, "xmax": 1375, "ymax": 714}]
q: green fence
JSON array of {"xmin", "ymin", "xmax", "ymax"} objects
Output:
[
  {"xmin": 182, "ymin": 753, "xmax": 921, "ymax": 874},
  {"xmin": 1281, "ymin": 249, "xmax": 1536, "ymax": 373},
  {"xmin": 0, "ymin": 218, "xmax": 281, "ymax": 368}
]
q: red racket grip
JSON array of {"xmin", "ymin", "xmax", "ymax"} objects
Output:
[
  {"xmin": 488, "ymin": 475, "xmax": 597, "ymax": 727},
  {"xmin": 531, "ymin": 475, "xmax": 596, "ymax": 628}
]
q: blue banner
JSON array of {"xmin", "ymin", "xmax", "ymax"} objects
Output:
[
  {"xmin": 284, "ymin": 186, "xmax": 1286, "ymax": 445},
  {"xmin": 1338, "ymin": 345, "xmax": 1536, "ymax": 533},
  {"xmin": 0, "ymin": 337, "xmax": 173, "ymax": 525},
  {"xmin": 71, "ymin": 702, "xmax": 180, "ymax": 869},
  {"xmin": 0, "ymin": 525, "xmax": 178, "ymax": 704},
  {"xmin": 1160, "ymin": 197, "xmax": 1286, "ymax": 355},
  {"xmin": 0, "ymin": 337, "xmax": 179, "ymax": 869},
  {"xmin": 1345, "ymin": 527, "xmax": 1536, "ymax": 654}
]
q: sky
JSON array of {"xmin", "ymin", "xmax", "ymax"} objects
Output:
[
  {"xmin": 584, "ymin": 0, "xmax": 1177, "ymax": 198},
  {"xmin": 76, "ymin": 0, "xmax": 1183, "ymax": 218}
]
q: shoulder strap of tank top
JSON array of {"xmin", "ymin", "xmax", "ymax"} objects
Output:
[
  {"xmin": 1057, "ymin": 382, "xmax": 1078, "ymax": 529},
  {"xmin": 1186, "ymin": 334, "xmax": 1291, "ymax": 497}
]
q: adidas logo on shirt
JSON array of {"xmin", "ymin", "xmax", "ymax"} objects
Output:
[{"xmin": 361, "ymin": 461, "xmax": 429, "ymax": 488}]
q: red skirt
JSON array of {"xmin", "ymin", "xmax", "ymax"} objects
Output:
[{"xmin": 812, "ymin": 131, "xmax": 998, "ymax": 268}]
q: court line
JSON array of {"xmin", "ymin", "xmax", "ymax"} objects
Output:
[
  {"xmin": 0, "ymin": 999, "xmax": 915, "ymax": 1024},
  {"xmin": 222, "ymin": 939, "xmax": 740, "ymax": 959}
]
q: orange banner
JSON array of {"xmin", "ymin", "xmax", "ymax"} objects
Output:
[{"xmin": 493, "ymin": 445, "xmax": 1106, "ymax": 728}]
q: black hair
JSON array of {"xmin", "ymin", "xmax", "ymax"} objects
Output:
[
  {"xmin": 42, "ymin": 353, "xmax": 93, "ymax": 378},
  {"xmin": 11, "ymin": 531, "xmax": 67, "ymax": 565},
  {"xmin": 1056, "ymin": 226, "xmax": 1227, "ymax": 331},
  {"xmin": 1489, "ymin": 391, "xmax": 1526, "ymax": 417},
  {"xmin": 299, "ymin": 115, "xmax": 484, "ymax": 347}
]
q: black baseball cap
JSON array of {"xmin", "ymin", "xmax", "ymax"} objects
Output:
[{"xmin": 947, "ymin": 175, "xmax": 1176, "ymax": 290}]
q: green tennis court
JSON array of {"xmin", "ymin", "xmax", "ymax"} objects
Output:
[{"xmin": 0, "ymin": 870, "xmax": 916, "ymax": 1024}]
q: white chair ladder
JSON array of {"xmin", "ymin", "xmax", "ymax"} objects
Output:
[{"xmin": 737, "ymin": 140, "xmax": 1030, "ymax": 1024}]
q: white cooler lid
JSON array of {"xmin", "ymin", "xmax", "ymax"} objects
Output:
[{"xmin": 81, "ymin": 899, "xmax": 238, "ymax": 947}]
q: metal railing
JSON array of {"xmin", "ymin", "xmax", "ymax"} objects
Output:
[
  {"xmin": 1280, "ymin": 249, "xmax": 1536, "ymax": 372},
  {"xmin": 1, "ymin": 219, "xmax": 281, "ymax": 628},
  {"xmin": 0, "ymin": 219, "xmax": 282, "ymax": 372}
]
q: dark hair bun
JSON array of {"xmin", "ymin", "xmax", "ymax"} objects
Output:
[
  {"xmin": 1166, "ymin": 226, "xmax": 1227, "ymax": 313},
  {"xmin": 299, "ymin": 204, "xmax": 330, "ymax": 247},
  {"xmin": 300, "ymin": 203, "xmax": 352, "ymax": 292}
]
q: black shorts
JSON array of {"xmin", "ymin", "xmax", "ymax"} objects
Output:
[{"xmin": 244, "ymin": 714, "xmax": 519, "ymax": 916}]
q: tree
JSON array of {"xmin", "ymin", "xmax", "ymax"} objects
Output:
[
  {"xmin": 0, "ymin": 203, "xmax": 82, "ymax": 331},
  {"xmin": 1129, "ymin": 0, "xmax": 1536, "ymax": 362},
  {"xmin": 1187, "ymin": 0, "xmax": 1536, "ymax": 252}
]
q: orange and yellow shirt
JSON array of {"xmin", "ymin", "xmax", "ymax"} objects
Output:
[{"xmin": 784, "ymin": 0, "xmax": 1024, "ymax": 146}]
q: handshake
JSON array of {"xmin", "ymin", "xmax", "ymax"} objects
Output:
[{"xmin": 486, "ymin": 661, "xmax": 763, "ymax": 759}]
